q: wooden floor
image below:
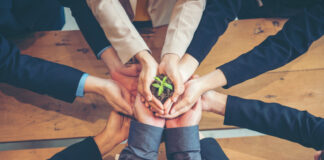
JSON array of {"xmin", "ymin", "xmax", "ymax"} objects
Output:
[{"xmin": 0, "ymin": 18, "xmax": 323, "ymax": 159}]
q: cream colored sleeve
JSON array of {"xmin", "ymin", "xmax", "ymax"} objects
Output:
[
  {"xmin": 86, "ymin": 0, "xmax": 150, "ymax": 64},
  {"xmin": 161, "ymin": 0, "xmax": 206, "ymax": 59}
]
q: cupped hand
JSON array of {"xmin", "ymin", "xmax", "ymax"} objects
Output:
[
  {"xmin": 94, "ymin": 111, "xmax": 131, "ymax": 156},
  {"xmin": 166, "ymin": 97, "xmax": 202, "ymax": 128},
  {"xmin": 159, "ymin": 54, "xmax": 184, "ymax": 103},
  {"xmin": 160, "ymin": 75, "xmax": 206, "ymax": 118},
  {"xmin": 134, "ymin": 94, "xmax": 165, "ymax": 128}
]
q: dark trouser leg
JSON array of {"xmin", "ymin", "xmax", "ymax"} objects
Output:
[{"xmin": 200, "ymin": 138, "xmax": 229, "ymax": 160}]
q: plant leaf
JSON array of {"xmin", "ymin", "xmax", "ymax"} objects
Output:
[
  {"xmin": 164, "ymin": 83, "xmax": 173, "ymax": 90},
  {"xmin": 152, "ymin": 83, "xmax": 160, "ymax": 88},
  {"xmin": 162, "ymin": 76, "xmax": 167, "ymax": 83},
  {"xmin": 154, "ymin": 77, "xmax": 162, "ymax": 82},
  {"xmin": 158, "ymin": 86, "xmax": 163, "ymax": 96}
]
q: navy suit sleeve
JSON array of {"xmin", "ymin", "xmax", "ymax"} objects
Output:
[
  {"xmin": 186, "ymin": 0, "xmax": 241, "ymax": 63},
  {"xmin": 165, "ymin": 126, "xmax": 201, "ymax": 160},
  {"xmin": 224, "ymin": 96, "xmax": 324, "ymax": 150},
  {"xmin": 218, "ymin": 2, "xmax": 324, "ymax": 88},
  {"xmin": 0, "ymin": 34, "xmax": 83, "ymax": 102},
  {"xmin": 58, "ymin": 0, "xmax": 111, "ymax": 58},
  {"xmin": 49, "ymin": 137, "xmax": 102, "ymax": 160},
  {"xmin": 119, "ymin": 121, "xmax": 163, "ymax": 160}
]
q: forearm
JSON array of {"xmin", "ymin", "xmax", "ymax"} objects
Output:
[
  {"xmin": 119, "ymin": 121, "xmax": 163, "ymax": 160},
  {"xmin": 161, "ymin": 0, "xmax": 206, "ymax": 59},
  {"xmin": 87, "ymin": 0, "xmax": 150, "ymax": 64},
  {"xmin": 49, "ymin": 137, "xmax": 102, "ymax": 160},
  {"xmin": 0, "ymin": 35, "xmax": 83, "ymax": 102},
  {"xmin": 165, "ymin": 126, "xmax": 201, "ymax": 160},
  {"xmin": 224, "ymin": 96, "xmax": 324, "ymax": 150},
  {"xmin": 218, "ymin": 3, "xmax": 324, "ymax": 88},
  {"xmin": 186, "ymin": 0, "xmax": 241, "ymax": 63},
  {"xmin": 58, "ymin": 0, "xmax": 111, "ymax": 57}
]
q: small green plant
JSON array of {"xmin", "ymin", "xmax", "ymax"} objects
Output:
[{"xmin": 152, "ymin": 76, "xmax": 173, "ymax": 96}]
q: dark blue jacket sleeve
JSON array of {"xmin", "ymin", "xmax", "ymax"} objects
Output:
[
  {"xmin": 165, "ymin": 126, "xmax": 201, "ymax": 160},
  {"xmin": 119, "ymin": 121, "xmax": 164, "ymax": 160},
  {"xmin": 186, "ymin": 0, "xmax": 241, "ymax": 63},
  {"xmin": 49, "ymin": 137, "xmax": 102, "ymax": 160},
  {"xmin": 0, "ymin": 34, "xmax": 83, "ymax": 102},
  {"xmin": 224, "ymin": 95, "xmax": 324, "ymax": 150},
  {"xmin": 58, "ymin": 0, "xmax": 111, "ymax": 58},
  {"xmin": 218, "ymin": 2, "xmax": 324, "ymax": 88}
]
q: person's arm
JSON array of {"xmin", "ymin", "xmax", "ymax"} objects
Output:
[
  {"xmin": 186, "ymin": 0, "xmax": 241, "ymax": 63},
  {"xmin": 161, "ymin": 0, "xmax": 206, "ymax": 59},
  {"xmin": 165, "ymin": 97, "xmax": 203, "ymax": 160},
  {"xmin": 224, "ymin": 95, "xmax": 324, "ymax": 150},
  {"xmin": 58, "ymin": 0, "xmax": 112, "ymax": 59},
  {"xmin": 86, "ymin": 0, "xmax": 150, "ymax": 64},
  {"xmin": 50, "ymin": 111, "xmax": 131, "ymax": 160},
  {"xmin": 202, "ymin": 91, "xmax": 324, "ymax": 150},
  {"xmin": 0, "ymin": 34, "xmax": 83, "ymax": 102},
  {"xmin": 119, "ymin": 95, "xmax": 165, "ymax": 160},
  {"xmin": 217, "ymin": 2, "xmax": 324, "ymax": 88},
  {"xmin": 119, "ymin": 121, "xmax": 164, "ymax": 160}
]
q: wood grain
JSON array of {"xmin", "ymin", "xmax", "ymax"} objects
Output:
[
  {"xmin": 0, "ymin": 18, "xmax": 323, "ymax": 142},
  {"xmin": 0, "ymin": 136, "xmax": 315, "ymax": 160}
]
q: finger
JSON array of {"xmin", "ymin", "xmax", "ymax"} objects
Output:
[
  {"xmin": 149, "ymin": 101, "xmax": 164, "ymax": 114},
  {"xmin": 114, "ymin": 99, "xmax": 133, "ymax": 116},
  {"xmin": 119, "ymin": 64, "xmax": 141, "ymax": 77},
  {"xmin": 191, "ymin": 74, "xmax": 200, "ymax": 79},
  {"xmin": 151, "ymin": 96, "xmax": 164, "ymax": 110},
  {"xmin": 167, "ymin": 106, "xmax": 191, "ymax": 119},
  {"xmin": 169, "ymin": 73, "xmax": 184, "ymax": 102},
  {"xmin": 120, "ymin": 86, "xmax": 131, "ymax": 106},
  {"xmin": 144, "ymin": 101, "xmax": 150, "ymax": 108},
  {"xmin": 143, "ymin": 78, "xmax": 153, "ymax": 101},
  {"xmin": 140, "ymin": 96, "xmax": 145, "ymax": 103},
  {"xmin": 163, "ymin": 98, "xmax": 173, "ymax": 115},
  {"xmin": 170, "ymin": 98, "xmax": 192, "ymax": 114}
]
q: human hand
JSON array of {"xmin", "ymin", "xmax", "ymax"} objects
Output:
[
  {"xmin": 135, "ymin": 51, "xmax": 165, "ymax": 113},
  {"xmin": 166, "ymin": 97, "xmax": 202, "ymax": 128},
  {"xmin": 101, "ymin": 47, "xmax": 141, "ymax": 102},
  {"xmin": 159, "ymin": 54, "xmax": 184, "ymax": 102},
  {"xmin": 134, "ymin": 94, "xmax": 165, "ymax": 128},
  {"xmin": 201, "ymin": 91, "xmax": 228, "ymax": 116},
  {"xmin": 84, "ymin": 76, "xmax": 133, "ymax": 115},
  {"xmin": 314, "ymin": 151, "xmax": 323, "ymax": 160},
  {"xmin": 94, "ymin": 111, "xmax": 131, "ymax": 156}
]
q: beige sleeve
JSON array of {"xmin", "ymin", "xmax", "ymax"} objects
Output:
[
  {"xmin": 161, "ymin": 0, "xmax": 206, "ymax": 59},
  {"xmin": 86, "ymin": 0, "xmax": 150, "ymax": 64}
]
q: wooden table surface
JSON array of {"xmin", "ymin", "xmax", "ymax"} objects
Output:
[{"xmin": 0, "ymin": 18, "xmax": 323, "ymax": 159}]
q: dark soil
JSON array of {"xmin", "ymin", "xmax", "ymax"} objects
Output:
[{"xmin": 150, "ymin": 74, "xmax": 174, "ymax": 103}]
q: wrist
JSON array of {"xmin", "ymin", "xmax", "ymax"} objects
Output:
[
  {"xmin": 84, "ymin": 75, "xmax": 109, "ymax": 96},
  {"xmin": 135, "ymin": 50, "xmax": 151, "ymax": 64},
  {"xmin": 179, "ymin": 54, "xmax": 199, "ymax": 81},
  {"xmin": 101, "ymin": 47, "xmax": 123, "ymax": 72},
  {"xmin": 200, "ymin": 69, "xmax": 227, "ymax": 91},
  {"xmin": 94, "ymin": 131, "xmax": 117, "ymax": 156}
]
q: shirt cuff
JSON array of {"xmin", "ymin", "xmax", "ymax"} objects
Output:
[
  {"xmin": 127, "ymin": 120, "xmax": 164, "ymax": 157},
  {"xmin": 165, "ymin": 125, "xmax": 200, "ymax": 154},
  {"xmin": 75, "ymin": 73, "xmax": 89, "ymax": 97},
  {"xmin": 96, "ymin": 46, "xmax": 112, "ymax": 59}
]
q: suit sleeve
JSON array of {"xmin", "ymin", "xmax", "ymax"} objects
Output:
[
  {"xmin": 224, "ymin": 95, "xmax": 324, "ymax": 150},
  {"xmin": 161, "ymin": 0, "xmax": 206, "ymax": 59},
  {"xmin": 49, "ymin": 137, "xmax": 102, "ymax": 160},
  {"xmin": 186, "ymin": 0, "xmax": 241, "ymax": 63},
  {"xmin": 58, "ymin": 0, "xmax": 112, "ymax": 58},
  {"xmin": 119, "ymin": 121, "xmax": 163, "ymax": 160},
  {"xmin": 0, "ymin": 34, "xmax": 83, "ymax": 102},
  {"xmin": 165, "ymin": 126, "xmax": 202, "ymax": 160},
  {"xmin": 86, "ymin": 0, "xmax": 150, "ymax": 64},
  {"xmin": 218, "ymin": 2, "xmax": 324, "ymax": 88}
]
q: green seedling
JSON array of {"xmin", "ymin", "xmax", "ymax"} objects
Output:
[{"xmin": 152, "ymin": 76, "xmax": 173, "ymax": 96}]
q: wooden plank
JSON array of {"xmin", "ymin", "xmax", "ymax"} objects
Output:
[
  {"xmin": 0, "ymin": 136, "xmax": 315, "ymax": 160},
  {"xmin": 218, "ymin": 136, "xmax": 315, "ymax": 160},
  {"xmin": 0, "ymin": 18, "xmax": 323, "ymax": 142}
]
